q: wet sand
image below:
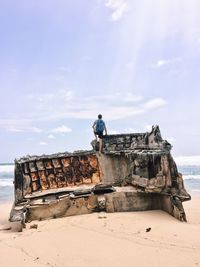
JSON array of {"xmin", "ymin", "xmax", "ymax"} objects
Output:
[{"xmin": 0, "ymin": 196, "xmax": 200, "ymax": 267}]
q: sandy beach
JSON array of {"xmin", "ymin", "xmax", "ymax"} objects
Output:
[{"xmin": 0, "ymin": 195, "xmax": 199, "ymax": 267}]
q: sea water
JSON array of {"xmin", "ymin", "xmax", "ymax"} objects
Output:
[
  {"xmin": 179, "ymin": 166, "xmax": 200, "ymax": 194},
  {"xmin": 0, "ymin": 164, "xmax": 14, "ymax": 203},
  {"xmin": 0, "ymin": 163, "xmax": 200, "ymax": 204}
]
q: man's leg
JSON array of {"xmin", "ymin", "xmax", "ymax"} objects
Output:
[
  {"xmin": 94, "ymin": 131, "xmax": 98, "ymax": 141},
  {"xmin": 99, "ymin": 132, "xmax": 104, "ymax": 153},
  {"xmin": 99, "ymin": 138, "xmax": 102, "ymax": 153}
]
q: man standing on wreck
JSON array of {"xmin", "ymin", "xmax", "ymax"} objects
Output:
[{"xmin": 92, "ymin": 114, "xmax": 107, "ymax": 154}]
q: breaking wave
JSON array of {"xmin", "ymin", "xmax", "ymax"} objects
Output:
[
  {"xmin": 0, "ymin": 164, "xmax": 14, "ymax": 202},
  {"xmin": 0, "ymin": 164, "xmax": 14, "ymax": 173},
  {"xmin": 0, "ymin": 164, "xmax": 14, "ymax": 189},
  {"xmin": 0, "ymin": 178, "xmax": 13, "ymax": 187},
  {"xmin": 183, "ymin": 175, "xmax": 200, "ymax": 180}
]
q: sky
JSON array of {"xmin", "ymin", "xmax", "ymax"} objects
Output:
[{"xmin": 0, "ymin": 0, "xmax": 200, "ymax": 163}]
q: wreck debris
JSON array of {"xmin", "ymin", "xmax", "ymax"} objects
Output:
[
  {"xmin": 30, "ymin": 224, "xmax": 38, "ymax": 229},
  {"xmin": 146, "ymin": 227, "xmax": 151, "ymax": 232},
  {"xmin": 10, "ymin": 126, "xmax": 191, "ymax": 228}
]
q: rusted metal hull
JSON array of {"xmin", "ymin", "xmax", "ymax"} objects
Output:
[{"xmin": 10, "ymin": 126, "xmax": 191, "ymax": 228}]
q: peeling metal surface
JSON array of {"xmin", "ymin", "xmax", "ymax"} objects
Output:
[
  {"xmin": 10, "ymin": 126, "xmax": 191, "ymax": 226},
  {"xmin": 19, "ymin": 154, "xmax": 100, "ymax": 198}
]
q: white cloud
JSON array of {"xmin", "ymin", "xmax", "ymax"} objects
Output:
[
  {"xmin": 157, "ymin": 60, "xmax": 170, "ymax": 67},
  {"xmin": 50, "ymin": 125, "xmax": 72, "ymax": 134},
  {"xmin": 0, "ymin": 90, "xmax": 167, "ymax": 128},
  {"xmin": 6, "ymin": 127, "xmax": 24, "ymax": 133},
  {"xmin": 107, "ymin": 128, "xmax": 140, "ymax": 135},
  {"xmin": 104, "ymin": 0, "xmax": 128, "ymax": 21},
  {"xmin": 124, "ymin": 127, "xmax": 139, "ymax": 133},
  {"xmin": 39, "ymin": 141, "xmax": 48, "ymax": 146},
  {"xmin": 86, "ymin": 93, "xmax": 143, "ymax": 103},
  {"xmin": 123, "ymin": 94, "xmax": 143, "ymax": 103},
  {"xmin": 144, "ymin": 125, "xmax": 152, "ymax": 132},
  {"xmin": 48, "ymin": 134, "xmax": 55, "ymax": 139},
  {"xmin": 142, "ymin": 98, "xmax": 167, "ymax": 110},
  {"xmin": 152, "ymin": 57, "xmax": 182, "ymax": 68},
  {"xmin": 175, "ymin": 156, "xmax": 200, "ymax": 166},
  {"xmin": 167, "ymin": 137, "xmax": 176, "ymax": 143},
  {"xmin": 20, "ymin": 90, "xmax": 167, "ymax": 121},
  {"xmin": 109, "ymin": 130, "xmax": 120, "ymax": 134},
  {"xmin": 5, "ymin": 125, "xmax": 43, "ymax": 133}
]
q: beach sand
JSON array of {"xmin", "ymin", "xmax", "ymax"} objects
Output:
[{"xmin": 0, "ymin": 196, "xmax": 200, "ymax": 267}]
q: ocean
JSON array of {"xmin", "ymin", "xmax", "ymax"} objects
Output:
[
  {"xmin": 0, "ymin": 163, "xmax": 200, "ymax": 204},
  {"xmin": 0, "ymin": 164, "xmax": 15, "ymax": 203}
]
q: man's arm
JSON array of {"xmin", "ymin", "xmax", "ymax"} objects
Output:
[{"xmin": 92, "ymin": 121, "xmax": 96, "ymax": 131}]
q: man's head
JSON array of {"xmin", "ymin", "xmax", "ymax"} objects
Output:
[{"xmin": 98, "ymin": 114, "xmax": 102, "ymax": 119}]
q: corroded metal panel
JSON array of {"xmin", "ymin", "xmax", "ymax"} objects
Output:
[
  {"xmin": 11, "ymin": 126, "xmax": 191, "ymax": 225},
  {"xmin": 20, "ymin": 154, "xmax": 100, "ymax": 196}
]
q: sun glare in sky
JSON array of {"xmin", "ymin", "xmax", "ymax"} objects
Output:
[{"xmin": 0, "ymin": 0, "xmax": 199, "ymax": 162}]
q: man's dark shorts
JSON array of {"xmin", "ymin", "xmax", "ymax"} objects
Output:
[{"xmin": 95, "ymin": 131, "xmax": 103, "ymax": 139}]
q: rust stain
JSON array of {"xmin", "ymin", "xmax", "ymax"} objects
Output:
[{"xmin": 21, "ymin": 154, "xmax": 100, "ymax": 195}]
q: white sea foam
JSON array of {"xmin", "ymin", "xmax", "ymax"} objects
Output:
[
  {"xmin": 0, "ymin": 165, "xmax": 14, "ymax": 173},
  {"xmin": 175, "ymin": 156, "xmax": 200, "ymax": 166},
  {"xmin": 0, "ymin": 178, "xmax": 13, "ymax": 187},
  {"xmin": 183, "ymin": 175, "xmax": 200, "ymax": 180}
]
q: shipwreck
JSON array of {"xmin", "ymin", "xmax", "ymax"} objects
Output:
[{"xmin": 10, "ymin": 126, "xmax": 191, "ymax": 229}]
